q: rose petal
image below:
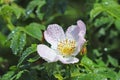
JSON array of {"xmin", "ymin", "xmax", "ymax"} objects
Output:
[
  {"xmin": 58, "ymin": 55, "xmax": 79, "ymax": 64},
  {"xmin": 66, "ymin": 20, "xmax": 86, "ymax": 41},
  {"xmin": 77, "ymin": 37, "xmax": 86, "ymax": 52},
  {"xmin": 37, "ymin": 44, "xmax": 58, "ymax": 62},
  {"xmin": 66, "ymin": 20, "xmax": 86, "ymax": 56},
  {"xmin": 66, "ymin": 25, "xmax": 80, "ymax": 40},
  {"xmin": 77, "ymin": 20, "xmax": 86, "ymax": 37},
  {"xmin": 44, "ymin": 24, "xmax": 65, "ymax": 49},
  {"xmin": 72, "ymin": 38, "xmax": 86, "ymax": 56}
]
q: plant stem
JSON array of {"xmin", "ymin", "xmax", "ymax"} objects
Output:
[{"xmin": 6, "ymin": 17, "xmax": 15, "ymax": 31}]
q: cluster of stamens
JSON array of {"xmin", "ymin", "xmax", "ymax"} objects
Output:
[{"xmin": 57, "ymin": 39, "xmax": 76, "ymax": 56}]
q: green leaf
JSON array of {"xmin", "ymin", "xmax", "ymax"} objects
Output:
[
  {"xmin": 19, "ymin": 33, "xmax": 26, "ymax": 53},
  {"xmin": 15, "ymin": 70, "xmax": 27, "ymax": 80},
  {"xmin": 9, "ymin": 66, "xmax": 17, "ymax": 71},
  {"xmin": 0, "ymin": 3, "xmax": 24, "ymax": 19},
  {"xmin": 117, "ymin": 71, "xmax": 120, "ymax": 80},
  {"xmin": 105, "ymin": 7, "xmax": 120, "ymax": 19},
  {"xmin": 26, "ymin": 0, "xmax": 46, "ymax": 20},
  {"xmin": 27, "ymin": 55, "xmax": 40, "ymax": 63},
  {"xmin": 95, "ymin": 58, "xmax": 106, "ymax": 67},
  {"xmin": 80, "ymin": 55, "xmax": 96, "ymax": 71},
  {"xmin": 36, "ymin": 0, "xmax": 46, "ymax": 20},
  {"xmin": 16, "ymin": 70, "xmax": 38, "ymax": 80},
  {"xmin": 26, "ymin": 0, "xmax": 42, "ymax": 13},
  {"xmin": 7, "ymin": 28, "xmax": 24, "ymax": 54},
  {"xmin": 114, "ymin": 19, "xmax": 120, "ymax": 31},
  {"xmin": 94, "ymin": 16, "xmax": 113, "ymax": 27},
  {"xmin": 1, "ymin": 71, "xmax": 15, "ymax": 80},
  {"xmin": 0, "ymin": 0, "xmax": 4, "ymax": 4},
  {"xmin": 102, "ymin": 0, "xmax": 120, "ymax": 19},
  {"xmin": 18, "ymin": 44, "xmax": 37, "ymax": 66},
  {"xmin": 71, "ymin": 73, "xmax": 107, "ymax": 80},
  {"xmin": 11, "ymin": 3, "xmax": 25, "ymax": 19},
  {"xmin": 102, "ymin": 0, "xmax": 119, "ymax": 7},
  {"xmin": 24, "ymin": 23, "xmax": 45, "ymax": 40},
  {"xmin": 71, "ymin": 68, "xmax": 81, "ymax": 77},
  {"xmin": 98, "ymin": 28, "xmax": 105, "ymax": 36},
  {"xmin": 36, "ymin": 8, "xmax": 45, "ymax": 20},
  {"xmin": 93, "ymin": 49, "xmax": 102, "ymax": 57},
  {"xmin": 0, "ymin": 32, "xmax": 6, "ymax": 47},
  {"xmin": 0, "ymin": 5, "xmax": 13, "ymax": 18},
  {"xmin": 54, "ymin": 74, "xmax": 63, "ymax": 80},
  {"xmin": 99, "ymin": 69, "xmax": 118, "ymax": 80},
  {"xmin": 10, "ymin": 32, "xmax": 26, "ymax": 55},
  {"xmin": 107, "ymin": 55, "xmax": 118, "ymax": 67},
  {"xmin": 90, "ymin": 3, "xmax": 104, "ymax": 20},
  {"xmin": 7, "ymin": 27, "xmax": 21, "ymax": 41},
  {"xmin": 91, "ymin": 0, "xmax": 120, "ymax": 20}
]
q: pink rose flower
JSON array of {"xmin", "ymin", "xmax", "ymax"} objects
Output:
[{"xmin": 37, "ymin": 20, "xmax": 86, "ymax": 64}]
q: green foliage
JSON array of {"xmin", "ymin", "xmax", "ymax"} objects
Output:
[
  {"xmin": 26, "ymin": 0, "xmax": 46, "ymax": 20},
  {"xmin": 0, "ymin": 5, "xmax": 13, "ymax": 18},
  {"xmin": 107, "ymin": 55, "xmax": 119, "ymax": 67},
  {"xmin": 90, "ymin": 0, "xmax": 120, "ymax": 20},
  {"xmin": 1, "ymin": 71, "xmax": 15, "ymax": 80},
  {"xmin": 0, "ymin": 32, "xmax": 6, "ymax": 47},
  {"xmin": 27, "ymin": 55, "xmax": 40, "ymax": 63},
  {"xmin": 7, "ymin": 27, "xmax": 26, "ymax": 55},
  {"xmin": 10, "ymin": 32, "xmax": 26, "ymax": 55},
  {"xmin": 0, "ymin": 0, "xmax": 120, "ymax": 80},
  {"xmin": 24, "ymin": 23, "xmax": 45, "ymax": 40},
  {"xmin": 18, "ymin": 44, "xmax": 37, "ymax": 66},
  {"xmin": 11, "ymin": 3, "xmax": 25, "ymax": 19},
  {"xmin": 115, "ymin": 19, "xmax": 120, "ymax": 31}
]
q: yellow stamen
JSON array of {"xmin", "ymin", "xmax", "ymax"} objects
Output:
[{"xmin": 57, "ymin": 39, "xmax": 76, "ymax": 56}]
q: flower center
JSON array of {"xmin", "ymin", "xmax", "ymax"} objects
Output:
[{"xmin": 57, "ymin": 39, "xmax": 76, "ymax": 56}]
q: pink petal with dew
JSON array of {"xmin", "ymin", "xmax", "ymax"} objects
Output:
[
  {"xmin": 71, "ymin": 38, "xmax": 86, "ymax": 56},
  {"xmin": 77, "ymin": 20, "xmax": 86, "ymax": 37},
  {"xmin": 77, "ymin": 20, "xmax": 86, "ymax": 52},
  {"xmin": 66, "ymin": 25, "xmax": 80, "ymax": 41},
  {"xmin": 37, "ymin": 44, "xmax": 58, "ymax": 62},
  {"xmin": 58, "ymin": 55, "xmax": 79, "ymax": 64},
  {"xmin": 66, "ymin": 20, "xmax": 86, "ymax": 41},
  {"xmin": 66, "ymin": 20, "xmax": 86, "ymax": 56},
  {"xmin": 44, "ymin": 24, "xmax": 65, "ymax": 48},
  {"xmin": 77, "ymin": 37, "xmax": 86, "ymax": 53}
]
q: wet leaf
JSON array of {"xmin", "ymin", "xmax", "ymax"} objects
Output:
[
  {"xmin": 80, "ymin": 55, "xmax": 96, "ymax": 71},
  {"xmin": 24, "ymin": 23, "xmax": 45, "ymax": 40},
  {"xmin": 27, "ymin": 55, "xmax": 40, "ymax": 63},
  {"xmin": 11, "ymin": 3, "xmax": 25, "ymax": 19},
  {"xmin": 0, "ymin": 5, "xmax": 13, "ymax": 17},
  {"xmin": 115, "ymin": 19, "xmax": 120, "ymax": 31},
  {"xmin": 54, "ymin": 74, "xmax": 63, "ymax": 80},
  {"xmin": 18, "ymin": 44, "xmax": 37, "ymax": 66},
  {"xmin": 15, "ymin": 70, "xmax": 27, "ymax": 80},
  {"xmin": 107, "ymin": 55, "xmax": 118, "ymax": 67},
  {"xmin": 90, "ymin": 3, "xmax": 103, "ymax": 20},
  {"xmin": 10, "ymin": 32, "xmax": 26, "ymax": 55},
  {"xmin": 71, "ymin": 73, "xmax": 107, "ymax": 80},
  {"xmin": 26, "ymin": 0, "xmax": 46, "ymax": 20},
  {"xmin": 0, "ymin": 32, "xmax": 6, "ymax": 47},
  {"xmin": 1, "ymin": 71, "xmax": 15, "ymax": 80}
]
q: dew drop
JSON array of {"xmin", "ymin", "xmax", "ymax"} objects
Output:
[
  {"xmin": 12, "ymin": 31, "xmax": 15, "ymax": 33},
  {"xmin": 104, "ymin": 48, "xmax": 108, "ymax": 51},
  {"xmin": 104, "ymin": 2, "xmax": 108, "ymax": 5},
  {"xmin": 26, "ymin": 10, "xmax": 32, "ymax": 15}
]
